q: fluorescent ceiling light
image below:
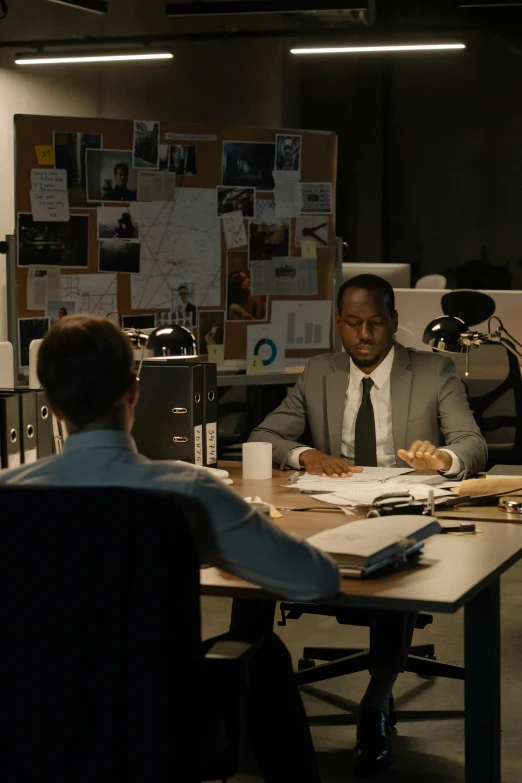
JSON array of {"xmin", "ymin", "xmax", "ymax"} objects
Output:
[
  {"xmin": 46, "ymin": 0, "xmax": 107, "ymax": 12},
  {"xmin": 290, "ymin": 43, "xmax": 466, "ymax": 55},
  {"xmin": 15, "ymin": 52, "xmax": 174, "ymax": 65}
]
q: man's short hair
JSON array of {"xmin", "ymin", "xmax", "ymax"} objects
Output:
[
  {"xmin": 37, "ymin": 315, "xmax": 134, "ymax": 430},
  {"xmin": 337, "ymin": 274, "xmax": 396, "ymax": 316},
  {"xmin": 114, "ymin": 162, "xmax": 129, "ymax": 176}
]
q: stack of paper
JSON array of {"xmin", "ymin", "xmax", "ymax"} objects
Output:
[
  {"xmin": 291, "ymin": 467, "xmax": 415, "ymax": 493},
  {"xmin": 307, "ymin": 515, "xmax": 441, "ymax": 577},
  {"xmin": 311, "ymin": 482, "xmax": 452, "ymax": 509}
]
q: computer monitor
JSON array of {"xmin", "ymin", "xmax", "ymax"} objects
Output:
[{"xmin": 341, "ymin": 262, "xmax": 411, "ymax": 289}]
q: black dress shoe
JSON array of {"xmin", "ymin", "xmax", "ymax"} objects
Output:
[
  {"xmin": 353, "ymin": 707, "xmax": 393, "ymax": 777},
  {"xmin": 389, "ymin": 694, "xmax": 397, "ymax": 728}
]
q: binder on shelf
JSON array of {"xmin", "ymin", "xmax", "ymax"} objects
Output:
[
  {"xmin": 202, "ymin": 362, "xmax": 218, "ymax": 468},
  {"xmin": 0, "ymin": 389, "xmax": 39, "ymax": 464},
  {"xmin": 0, "ymin": 394, "xmax": 21, "ymax": 469},
  {"xmin": 36, "ymin": 390, "xmax": 54, "ymax": 458},
  {"xmin": 132, "ymin": 362, "xmax": 204, "ymax": 465}
]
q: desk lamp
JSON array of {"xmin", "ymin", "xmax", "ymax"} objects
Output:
[
  {"xmin": 422, "ymin": 290, "xmax": 522, "ymax": 375},
  {"xmin": 123, "ymin": 324, "xmax": 198, "ymax": 377}
]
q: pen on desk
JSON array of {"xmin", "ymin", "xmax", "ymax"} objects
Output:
[
  {"xmin": 428, "ymin": 489, "xmax": 435, "ymax": 516},
  {"xmin": 287, "ymin": 471, "xmax": 300, "ymax": 484}
]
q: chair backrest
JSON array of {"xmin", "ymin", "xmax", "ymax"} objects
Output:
[
  {"xmin": 415, "ymin": 274, "xmax": 447, "ymax": 290},
  {"xmin": 0, "ymin": 486, "xmax": 202, "ymax": 783}
]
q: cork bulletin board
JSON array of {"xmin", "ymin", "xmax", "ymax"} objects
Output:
[{"xmin": 13, "ymin": 114, "xmax": 337, "ymax": 368}]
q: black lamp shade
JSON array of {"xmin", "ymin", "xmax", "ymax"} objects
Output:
[
  {"xmin": 422, "ymin": 315, "xmax": 469, "ymax": 353},
  {"xmin": 144, "ymin": 324, "xmax": 198, "ymax": 359}
]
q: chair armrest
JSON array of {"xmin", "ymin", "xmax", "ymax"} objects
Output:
[{"xmin": 204, "ymin": 633, "xmax": 260, "ymax": 662}]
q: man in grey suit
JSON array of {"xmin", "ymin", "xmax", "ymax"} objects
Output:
[{"xmin": 250, "ymin": 273, "xmax": 487, "ymax": 776}]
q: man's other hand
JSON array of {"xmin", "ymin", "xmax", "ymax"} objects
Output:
[
  {"xmin": 397, "ymin": 440, "xmax": 452, "ymax": 472},
  {"xmin": 298, "ymin": 449, "xmax": 365, "ymax": 478}
]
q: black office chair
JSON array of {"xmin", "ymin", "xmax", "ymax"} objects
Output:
[
  {"xmin": 0, "ymin": 486, "xmax": 252, "ymax": 783},
  {"xmin": 278, "ymin": 604, "xmax": 464, "ymax": 724}
]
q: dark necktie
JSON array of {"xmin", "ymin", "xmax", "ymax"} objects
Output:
[{"xmin": 354, "ymin": 377, "xmax": 377, "ymax": 467}]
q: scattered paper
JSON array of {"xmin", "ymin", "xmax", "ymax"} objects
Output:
[
  {"xmin": 301, "ymin": 182, "xmax": 332, "ymax": 215},
  {"xmin": 274, "ymin": 182, "xmax": 302, "ymax": 218},
  {"xmin": 30, "ymin": 169, "xmax": 70, "ymax": 222},
  {"xmin": 271, "ymin": 300, "xmax": 331, "ymax": 349},
  {"xmin": 132, "ymin": 192, "xmax": 221, "ymax": 311},
  {"xmin": 208, "ymin": 344, "xmax": 225, "ymax": 364},
  {"xmin": 137, "ymin": 171, "xmax": 176, "ymax": 202},
  {"xmin": 27, "ymin": 267, "xmax": 60, "ymax": 311},
  {"xmin": 293, "ymin": 467, "xmax": 415, "ymax": 491},
  {"xmin": 35, "ymin": 146, "xmax": 55, "ymax": 166},
  {"xmin": 222, "ymin": 210, "xmax": 247, "ymax": 249},
  {"xmin": 247, "ymin": 323, "xmax": 285, "ymax": 373},
  {"xmin": 301, "ymin": 239, "xmax": 317, "ymax": 259},
  {"xmin": 250, "ymin": 257, "xmax": 318, "ymax": 296},
  {"xmin": 310, "ymin": 482, "xmax": 451, "ymax": 508}
]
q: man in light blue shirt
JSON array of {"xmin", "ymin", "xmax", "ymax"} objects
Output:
[{"xmin": 0, "ymin": 314, "xmax": 340, "ymax": 783}]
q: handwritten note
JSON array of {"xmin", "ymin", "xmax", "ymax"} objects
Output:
[
  {"xmin": 246, "ymin": 355, "xmax": 264, "ymax": 375},
  {"xmin": 30, "ymin": 169, "xmax": 69, "ymax": 222},
  {"xmin": 301, "ymin": 239, "xmax": 317, "ymax": 259},
  {"xmin": 208, "ymin": 344, "xmax": 225, "ymax": 364},
  {"xmin": 35, "ymin": 146, "xmax": 55, "ymax": 166},
  {"xmin": 221, "ymin": 210, "xmax": 247, "ymax": 249}
]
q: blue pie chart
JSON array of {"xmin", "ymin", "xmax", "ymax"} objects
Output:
[{"xmin": 254, "ymin": 338, "xmax": 277, "ymax": 366}]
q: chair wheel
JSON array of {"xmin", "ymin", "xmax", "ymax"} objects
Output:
[{"xmin": 298, "ymin": 658, "xmax": 315, "ymax": 671}]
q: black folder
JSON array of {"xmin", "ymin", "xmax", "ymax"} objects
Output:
[
  {"xmin": 0, "ymin": 389, "xmax": 39, "ymax": 465},
  {"xmin": 36, "ymin": 390, "xmax": 54, "ymax": 459},
  {"xmin": 0, "ymin": 394, "xmax": 21, "ymax": 469},
  {"xmin": 132, "ymin": 362, "xmax": 204, "ymax": 464},
  {"xmin": 202, "ymin": 362, "xmax": 218, "ymax": 468}
]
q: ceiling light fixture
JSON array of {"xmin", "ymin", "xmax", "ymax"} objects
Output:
[
  {"xmin": 46, "ymin": 0, "xmax": 107, "ymax": 12},
  {"xmin": 290, "ymin": 43, "xmax": 466, "ymax": 55},
  {"xmin": 15, "ymin": 51, "xmax": 174, "ymax": 65}
]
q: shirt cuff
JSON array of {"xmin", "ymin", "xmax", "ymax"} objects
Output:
[
  {"xmin": 287, "ymin": 447, "xmax": 313, "ymax": 470},
  {"xmin": 439, "ymin": 448, "xmax": 462, "ymax": 477}
]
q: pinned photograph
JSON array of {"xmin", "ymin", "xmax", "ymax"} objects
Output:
[
  {"xmin": 158, "ymin": 144, "xmax": 169, "ymax": 170},
  {"xmin": 217, "ymin": 186, "xmax": 255, "ymax": 217},
  {"xmin": 99, "ymin": 240, "xmax": 140, "ymax": 274},
  {"xmin": 295, "ymin": 216, "xmax": 329, "ymax": 247},
  {"xmin": 301, "ymin": 182, "xmax": 332, "ymax": 215},
  {"xmin": 171, "ymin": 283, "xmax": 197, "ymax": 329},
  {"xmin": 86, "ymin": 150, "xmax": 137, "ymax": 202},
  {"xmin": 169, "ymin": 145, "xmax": 197, "ymax": 175},
  {"xmin": 249, "ymin": 199, "xmax": 290, "ymax": 262},
  {"xmin": 18, "ymin": 318, "xmax": 49, "ymax": 368},
  {"xmin": 275, "ymin": 134, "xmax": 301, "ymax": 173},
  {"xmin": 198, "ymin": 310, "xmax": 225, "ymax": 355},
  {"xmin": 133, "ymin": 121, "xmax": 160, "ymax": 169},
  {"xmin": 98, "ymin": 206, "xmax": 140, "ymax": 240},
  {"xmin": 53, "ymin": 131, "xmax": 102, "ymax": 207},
  {"xmin": 47, "ymin": 300, "xmax": 75, "ymax": 325},
  {"xmin": 227, "ymin": 253, "xmax": 266, "ymax": 322},
  {"xmin": 222, "ymin": 141, "xmax": 275, "ymax": 190},
  {"xmin": 17, "ymin": 213, "xmax": 89, "ymax": 267}
]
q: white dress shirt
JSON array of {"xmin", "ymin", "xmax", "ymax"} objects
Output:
[{"xmin": 288, "ymin": 345, "xmax": 461, "ymax": 475}]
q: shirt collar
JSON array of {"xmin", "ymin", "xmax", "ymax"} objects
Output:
[
  {"xmin": 349, "ymin": 344, "xmax": 395, "ymax": 390},
  {"xmin": 63, "ymin": 428, "xmax": 138, "ymax": 454}
]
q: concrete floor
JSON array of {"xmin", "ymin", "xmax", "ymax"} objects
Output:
[{"xmin": 201, "ymin": 559, "xmax": 522, "ymax": 783}]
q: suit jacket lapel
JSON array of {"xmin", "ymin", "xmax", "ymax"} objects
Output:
[
  {"xmin": 391, "ymin": 342, "xmax": 413, "ymax": 458},
  {"xmin": 326, "ymin": 353, "xmax": 349, "ymax": 457}
]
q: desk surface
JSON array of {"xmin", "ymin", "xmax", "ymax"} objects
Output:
[{"xmin": 201, "ymin": 463, "xmax": 522, "ymax": 614}]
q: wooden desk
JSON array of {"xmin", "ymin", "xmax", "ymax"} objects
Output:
[{"xmin": 204, "ymin": 463, "xmax": 522, "ymax": 783}]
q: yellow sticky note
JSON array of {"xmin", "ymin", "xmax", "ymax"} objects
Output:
[
  {"xmin": 301, "ymin": 239, "xmax": 317, "ymax": 259},
  {"xmin": 246, "ymin": 355, "xmax": 264, "ymax": 375},
  {"xmin": 208, "ymin": 344, "xmax": 224, "ymax": 364},
  {"xmin": 35, "ymin": 146, "xmax": 55, "ymax": 166}
]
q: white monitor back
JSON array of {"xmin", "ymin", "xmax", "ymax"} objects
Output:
[
  {"xmin": 0, "ymin": 342, "xmax": 14, "ymax": 389},
  {"xmin": 28, "ymin": 339, "xmax": 43, "ymax": 390},
  {"xmin": 342, "ymin": 263, "xmax": 411, "ymax": 288}
]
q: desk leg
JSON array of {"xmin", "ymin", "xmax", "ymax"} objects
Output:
[
  {"xmin": 229, "ymin": 598, "xmax": 276, "ymax": 636},
  {"xmin": 464, "ymin": 579, "xmax": 501, "ymax": 783}
]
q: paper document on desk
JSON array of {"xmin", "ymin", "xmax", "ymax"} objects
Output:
[
  {"xmin": 291, "ymin": 466, "xmax": 415, "ymax": 492},
  {"xmin": 307, "ymin": 515, "xmax": 441, "ymax": 576},
  {"xmin": 310, "ymin": 482, "xmax": 452, "ymax": 508}
]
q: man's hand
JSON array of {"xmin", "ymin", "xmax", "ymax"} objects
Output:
[
  {"xmin": 397, "ymin": 441, "xmax": 452, "ymax": 472},
  {"xmin": 299, "ymin": 449, "xmax": 364, "ymax": 478}
]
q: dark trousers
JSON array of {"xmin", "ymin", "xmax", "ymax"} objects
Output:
[
  {"xmin": 370, "ymin": 610, "xmax": 418, "ymax": 672},
  {"xmin": 204, "ymin": 632, "xmax": 321, "ymax": 783}
]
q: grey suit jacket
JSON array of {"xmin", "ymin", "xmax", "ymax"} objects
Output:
[{"xmin": 249, "ymin": 342, "xmax": 487, "ymax": 480}]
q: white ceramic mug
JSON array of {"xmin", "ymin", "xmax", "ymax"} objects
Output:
[{"xmin": 242, "ymin": 442, "xmax": 273, "ymax": 480}]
